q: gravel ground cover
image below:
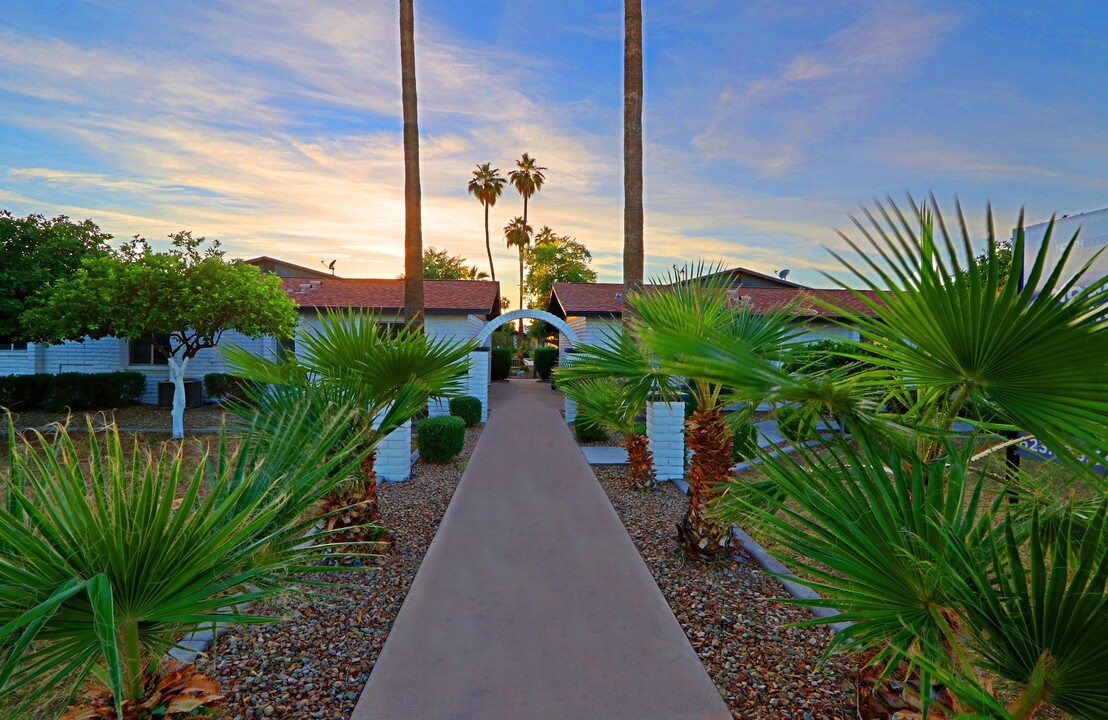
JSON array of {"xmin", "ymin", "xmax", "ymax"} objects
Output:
[
  {"xmin": 193, "ymin": 425, "xmax": 481, "ymax": 720},
  {"xmin": 594, "ymin": 465, "xmax": 859, "ymax": 720}
]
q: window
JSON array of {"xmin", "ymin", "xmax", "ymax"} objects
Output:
[
  {"xmin": 0, "ymin": 339, "xmax": 28, "ymax": 352},
  {"xmin": 277, "ymin": 337, "xmax": 296, "ymax": 360},
  {"xmin": 129, "ymin": 334, "xmax": 171, "ymax": 365}
]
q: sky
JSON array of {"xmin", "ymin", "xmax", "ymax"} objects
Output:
[{"xmin": 2, "ymin": 0, "xmax": 1107, "ymax": 305}]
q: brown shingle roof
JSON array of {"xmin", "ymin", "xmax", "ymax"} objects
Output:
[
  {"xmin": 281, "ymin": 277, "xmax": 501, "ymax": 316},
  {"xmin": 549, "ymin": 282, "xmax": 878, "ymax": 319}
]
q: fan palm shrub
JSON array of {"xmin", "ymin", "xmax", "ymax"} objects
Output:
[
  {"xmin": 561, "ymin": 377, "xmax": 654, "ymax": 489},
  {"xmin": 557, "ymin": 269, "xmax": 797, "ymax": 558},
  {"xmin": 223, "ymin": 309, "xmax": 472, "ymax": 534},
  {"xmin": 646, "ymin": 198, "xmax": 1108, "ymax": 717},
  {"xmin": 0, "ymin": 397, "xmax": 368, "ymax": 717}
]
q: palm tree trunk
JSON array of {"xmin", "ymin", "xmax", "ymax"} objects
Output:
[
  {"xmin": 519, "ymin": 195, "xmax": 528, "ymax": 336},
  {"xmin": 625, "ymin": 432, "xmax": 654, "ymax": 490},
  {"xmin": 484, "ymin": 202, "xmax": 495, "ymax": 282},
  {"xmin": 399, "ymin": 0, "xmax": 424, "ymax": 330},
  {"xmin": 678, "ymin": 406, "xmax": 732, "ymax": 559},
  {"xmin": 622, "ymin": 0, "xmax": 644, "ymax": 324}
]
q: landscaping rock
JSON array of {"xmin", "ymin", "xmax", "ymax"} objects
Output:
[{"xmin": 593, "ymin": 465, "xmax": 858, "ymax": 719}]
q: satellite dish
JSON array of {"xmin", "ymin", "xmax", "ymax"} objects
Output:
[{"xmin": 778, "ymin": 269, "xmax": 791, "ymax": 280}]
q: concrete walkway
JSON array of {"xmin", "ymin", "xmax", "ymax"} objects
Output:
[{"xmin": 352, "ymin": 380, "xmax": 730, "ymax": 720}]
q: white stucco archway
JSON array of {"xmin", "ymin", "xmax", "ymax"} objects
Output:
[
  {"xmin": 456, "ymin": 308, "xmax": 582, "ymax": 424},
  {"xmin": 474, "ymin": 308, "xmax": 580, "ymax": 347}
]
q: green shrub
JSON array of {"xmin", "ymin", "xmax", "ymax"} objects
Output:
[
  {"xmin": 731, "ymin": 418, "xmax": 760, "ymax": 462},
  {"xmin": 449, "ymin": 395, "xmax": 482, "ymax": 426},
  {"xmin": 0, "ymin": 373, "xmax": 53, "ymax": 410},
  {"xmin": 633, "ymin": 420, "xmax": 647, "ymax": 437},
  {"xmin": 780, "ymin": 338, "xmax": 876, "ymax": 376},
  {"xmin": 491, "ymin": 348, "xmax": 511, "ymax": 380},
  {"xmin": 204, "ymin": 372, "xmax": 255, "ymax": 402},
  {"xmin": 416, "ymin": 415, "xmax": 466, "ymax": 462},
  {"xmin": 533, "ymin": 346, "xmax": 558, "ymax": 380},
  {"xmin": 47, "ymin": 371, "xmax": 146, "ymax": 411},
  {"xmin": 775, "ymin": 405, "xmax": 818, "ymax": 442},
  {"xmin": 0, "ymin": 401, "xmax": 366, "ymax": 712},
  {"xmin": 573, "ymin": 413, "xmax": 609, "ymax": 443}
]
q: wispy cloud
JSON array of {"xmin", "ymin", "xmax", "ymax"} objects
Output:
[{"xmin": 692, "ymin": 4, "xmax": 960, "ymax": 178}]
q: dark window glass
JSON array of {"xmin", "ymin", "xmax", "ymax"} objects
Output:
[
  {"xmin": 129, "ymin": 334, "xmax": 171, "ymax": 365},
  {"xmin": 277, "ymin": 337, "xmax": 296, "ymax": 360},
  {"xmin": 0, "ymin": 339, "xmax": 28, "ymax": 351}
]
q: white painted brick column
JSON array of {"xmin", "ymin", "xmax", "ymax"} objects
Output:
[
  {"xmin": 564, "ymin": 396, "xmax": 578, "ymax": 424},
  {"xmin": 560, "ymin": 347, "xmax": 579, "ymax": 424},
  {"xmin": 466, "ymin": 349, "xmax": 490, "ymax": 422},
  {"xmin": 427, "ymin": 397, "xmax": 450, "ymax": 417},
  {"xmin": 647, "ymin": 400, "xmax": 685, "ymax": 481},
  {"xmin": 373, "ymin": 418, "xmax": 412, "ymax": 482}
]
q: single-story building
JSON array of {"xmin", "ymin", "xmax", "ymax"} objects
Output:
[
  {"xmin": 0, "ymin": 257, "xmax": 501, "ymax": 405},
  {"xmin": 546, "ymin": 268, "xmax": 877, "ymax": 355}
]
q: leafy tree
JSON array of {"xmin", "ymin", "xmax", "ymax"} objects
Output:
[
  {"xmin": 523, "ymin": 231, "xmax": 598, "ymax": 309},
  {"xmin": 0, "ymin": 212, "xmax": 111, "ymax": 342},
  {"xmin": 467, "ymin": 162, "xmax": 506, "ymax": 281},
  {"xmin": 399, "ymin": 0, "xmax": 424, "ymax": 328},
  {"xmin": 422, "ymin": 246, "xmax": 489, "ymax": 280},
  {"xmin": 23, "ymin": 233, "xmax": 298, "ymax": 439},
  {"xmin": 959, "ymin": 237, "xmax": 1014, "ymax": 289}
]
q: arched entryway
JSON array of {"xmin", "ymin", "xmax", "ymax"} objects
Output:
[
  {"xmin": 464, "ymin": 309, "xmax": 582, "ymax": 423},
  {"xmin": 474, "ymin": 308, "xmax": 580, "ymax": 347}
]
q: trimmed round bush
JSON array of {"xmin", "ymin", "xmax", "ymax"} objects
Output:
[
  {"xmin": 775, "ymin": 405, "xmax": 817, "ymax": 442},
  {"xmin": 573, "ymin": 413, "xmax": 609, "ymax": 443},
  {"xmin": 449, "ymin": 395, "xmax": 482, "ymax": 426},
  {"xmin": 204, "ymin": 372, "xmax": 256, "ymax": 402},
  {"xmin": 416, "ymin": 415, "xmax": 466, "ymax": 463},
  {"xmin": 533, "ymin": 346, "xmax": 558, "ymax": 380},
  {"xmin": 730, "ymin": 418, "xmax": 759, "ymax": 462},
  {"xmin": 491, "ymin": 348, "xmax": 511, "ymax": 381}
]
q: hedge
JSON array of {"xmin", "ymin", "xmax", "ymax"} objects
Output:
[
  {"xmin": 491, "ymin": 348, "xmax": 512, "ymax": 381},
  {"xmin": 0, "ymin": 371, "xmax": 146, "ymax": 411},
  {"xmin": 415, "ymin": 415, "xmax": 466, "ymax": 463},
  {"xmin": 533, "ymin": 346, "xmax": 558, "ymax": 380},
  {"xmin": 203, "ymin": 373, "xmax": 256, "ymax": 402},
  {"xmin": 0, "ymin": 374, "xmax": 53, "ymax": 410},
  {"xmin": 449, "ymin": 396, "xmax": 482, "ymax": 426}
]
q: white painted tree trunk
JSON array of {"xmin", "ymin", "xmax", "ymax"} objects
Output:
[{"xmin": 167, "ymin": 356, "xmax": 190, "ymax": 440}]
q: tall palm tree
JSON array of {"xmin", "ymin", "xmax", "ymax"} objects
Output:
[
  {"xmin": 508, "ymin": 152, "xmax": 546, "ymax": 227},
  {"xmin": 623, "ymin": 0, "xmax": 644, "ymax": 317},
  {"xmin": 534, "ymin": 225, "xmax": 557, "ymax": 245},
  {"xmin": 504, "ymin": 215, "xmax": 533, "ymax": 343},
  {"xmin": 399, "ymin": 0, "xmax": 424, "ymax": 328},
  {"xmin": 467, "ymin": 162, "xmax": 506, "ymax": 282},
  {"xmin": 509, "ymin": 153, "xmax": 546, "ymax": 335}
]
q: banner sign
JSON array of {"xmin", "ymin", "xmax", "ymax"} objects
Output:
[{"xmin": 1020, "ymin": 208, "xmax": 1108, "ymax": 296}]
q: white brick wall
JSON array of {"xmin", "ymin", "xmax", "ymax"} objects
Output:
[
  {"xmin": 647, "ymin": 401, "xmax": 685, "ymax": 481},
  {"xmin": 0, "ymin": 344, "xmax": 37, "ymax": 376},
  {"xmin": 373, "ymin": 419, "xmax": 412, "ymax": 482},
  {"xmin": 427, "ymin": 397, "xmax": 450, "ymax": 417},
  {"xmin": 466, "ymin": 349, "xmax": 490, "ymax": 422},
  {"xmin": 425, "ymin": 315, "xmax": 472, "ymax": 343}
]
